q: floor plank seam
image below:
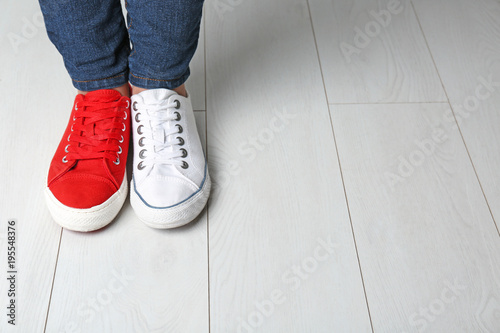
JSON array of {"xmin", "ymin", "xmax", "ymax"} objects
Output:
[
  {"xmin": 202, "ymin": 10, "xmax": 211, "ymax": 333},
  {"xmin": 328, "ymin": 101, "xmax": 449, "ymax": 105},
  {"xmin": 43, "ymin": 227, "xmax": 63, "ymax": 333},
  {"xmin": 410, "ymin": 0, "xmax": 500, "ymax": 236},
  {"xmin": 306, "ymin": 0, "xmax": 375, "ymax": 331}
]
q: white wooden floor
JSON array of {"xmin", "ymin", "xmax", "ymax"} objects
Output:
[{"xmin": 1, "ymin": 0, "xmax": 499, "ymax": 332}]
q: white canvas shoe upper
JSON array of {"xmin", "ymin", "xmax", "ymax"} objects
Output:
[{"xmin": 130, "ymin": 89, "xmax": 210, "ymax": 226}]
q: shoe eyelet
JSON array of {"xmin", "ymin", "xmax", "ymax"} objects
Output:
[
  {"xmin": 125, "ymin": 100, "xmax": 130, "ymax": 109},
  {"xmin": 177, "ymin": 137, "xmax": 185, "ymax": 146},
  {"xmin": 122, "ymin": 123, "xmax": 126, "ymax": 131},
  {"xmin": 135, "ymin": 113, "xmax": 141, "ymax": 123},
  {"xmin": 123, "ymin": 111, "xmax": 128, "ymax": 120},
  {"xmin": 73, "ymin": 116, "xmax": 76, "ymax": 121},
  {"xmin": 113, "ymin": 157, "xmax": 120, "ymax": 165},
  {"xmin": 176, "ymin": 124, "xmax": 183, "ymax": 133},
  {"xmin": 137, "ymin": 161, "xmax": 145, "ymax": 170},
  {"xmin": 67, "ymin": 134, "xmax": 72, "ymax": 141},
  {"xmin": 137, "ymin": 125, "xmax": 144, "ymax": 135},
  {"xmin": 71, "ymin": 124, "xmax": 74, "ymax": 131},
  {"xmin": 75, "ymin": 103, "xmax": 78, "ymax": 111},
  {"xmin": 174, "ymin": 99, "xmax": 181, "ymax": 109},
  {"xmin": 139, "ymin": 149, "xmax": 147, "ymax": 159},
  {"xmin": 62, "ymin": 156, "xmax": 68, "ymax": 163},
  {"xmin": 181, "ymin": 161, "xmax": 189, "ymax": 169},
  {"xmin": 133, "ymin": 101, "xmax": 138, "ymax": 111},
  {"xmin": 139, "ymin": 137, "xmax": 145, "ymax": 147},
  {"xmin": 117, "ymin": 146, "xmax": 122, "ymax": 154},
  {"xmin": 180, "ymin": 148, "xmax": 187, "ymax": 158},
  {"xmin": 65, "ymin": 144, "xmax": 70, "ymax": 153},
  {"xmin": 119, "ymin": 135, "xmax": 124, "ymax": 143},
  {"xmin": 174, "ymin": 112, "xmax": 181, "ymax": 121}
]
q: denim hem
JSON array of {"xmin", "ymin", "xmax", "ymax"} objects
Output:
[
  {"xmin": 71, "ymin": 70, "xmax": 129, "ymax": 91},
  {"xmin": 128, "ymin": 69, "xmax": 190, "ymax": 90}
]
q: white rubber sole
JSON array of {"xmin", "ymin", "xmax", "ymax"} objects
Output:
[
  {"xmin": 44, "ymin": 173, "xmax": 128, "ymax": 232},
  {"xmin": 130, "ymin": 174, "xmax": 211, "ymax": 229}
]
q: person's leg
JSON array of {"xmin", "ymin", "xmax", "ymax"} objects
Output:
[
  {"xmin": 40, "ymin": 0, "xmax": 132, "ymax": 231},
  {"xmin": 39, "ymin": 0, "xmax": 130, "ymax": 92},
  {"xmin": 127, "ymin": 0, "xmax": 210, "ymax": 228},
  {"xmin": 126, "ymin": 0, "xmax": 204, "ymax": 96}
]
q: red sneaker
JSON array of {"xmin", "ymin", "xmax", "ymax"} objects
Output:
[{"xmin": 44, "ymin": 90, "xmax": 131, "ymax": 231}]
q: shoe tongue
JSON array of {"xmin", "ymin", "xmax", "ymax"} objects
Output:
[
  {"xmin": 137, "ymin": 88, "xmax": 177, "ymax": 104},
  {"xmin": 84, "ymin": 89, "xmax": 122, "ymax": 103}
]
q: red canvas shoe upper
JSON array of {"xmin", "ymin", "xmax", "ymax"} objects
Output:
[{"xmin": 47, "ymin": 90, "xmax": 131, "ymax": 209}]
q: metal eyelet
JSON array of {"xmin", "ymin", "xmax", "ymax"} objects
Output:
[
  {"xmin": 139, "ymin": 137, "xmax": 145, "ymax": 147},
  {"xmin": 137, "ymin": 125, "xmax": 144, "ymax": 135},
  {"xmin": 119, "ymin": 135, "xmax": 124, "ymax": 143},
  {"xmin": 125, "ymin": 100, "xmax": 130, "ymax": 109},
  {"xmin": 133, "ymin": 101, "xmax": 138, "ymax": 111},
  {"xmin": 174, "ymin": 112, "xmax": 181, "ymax": 121},
  {"xmin": 117, "ymin": 146, "xmax": 122, "ymax": 154},
  {"xmin": 137, "ymin": 161, "xmax": 145, "ymax": 170},
  {"xmin": 73, "ymin": 116, "xmax": 76, "ymax": 121},
  {"xmin": 135, "ymin": 113, "xmax": 141, "ymax": 123},
  {"xmin": 177, "ymin": 137, "xmax": 185, "ymax": 146},
  {"xmin": 67, "ymin": 134, "xmax": 72, "ymax": 141},
  {"xmin": 62, "ymin": 156, "xmax": 68, "ymax": 163},
  {"xmin": 176, "ymin": 124, "xmax": 183, "ymax": 133},
  {"xmin": 113, "ymin": 157, "xmax": 120, "ymax": 165},
  {"xmin": 71, "ymin": 124, "xmax": 74, "ymax": 131},
  {"xmin": 139, "ymin": 149, "xmax": 147, "ymax": 159},
  {"xmin": 65, "ymin": 144, "xmax": 70, "ymax": 153},
  {"xmin": 123, "ymin": 111, "xmax": 128, "ymax": 120},
  {"xmin": 75, "ymin": 103, "xmax": 78, "ymax": 110},
  {"xmin": 180, "ymin": 148, "xmax": 188, "ymax": 158},
  {"xmin": 181, "ymin": 161, "xmax": 189, "ymax": 169},
  {"xmin": 122, "ymin": 123, "xmax": 126, "ymax": 131},
  {"xmin": 174, "ymin": 99, "xmax": 181, "ymax": 109}
]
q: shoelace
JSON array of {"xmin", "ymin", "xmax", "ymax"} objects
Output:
[
  {"xmin": 134, "ymin": 99, "xmax": 188, "ymax": 170},
  {"xmin": 64, "ymin": 99, "xmax": 129, "ymax": 165}
]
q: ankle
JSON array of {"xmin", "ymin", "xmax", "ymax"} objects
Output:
[
  {"xmin": 130, "ymin": 84, "xmax": 187, "ymax": 98},
  {"xmin": 78, "ymin": 83, "xmax": 130, "ymax": 97},
  {"xmin": 173, "ymin": 84, "xmax": 187, "ymax": 98}
]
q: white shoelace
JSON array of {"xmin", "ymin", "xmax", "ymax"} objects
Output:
[{"xmin": 135, "ymin": 100, "xmax": 187, "ymax": 169}]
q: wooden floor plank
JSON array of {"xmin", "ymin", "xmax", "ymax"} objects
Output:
[
  {"xmin": 186, "ymin": 12, "xmax": 206, "ymax": 111},
  {"xmin": 332, "ymin": 102, "xmax": 500, "ymax": 332},
  {"xmin": 412, "ymin": 0, "xmax": 500, "ymax": 235},
  {"xmin": 0, "ymin": 3, "xmax": 68, "ymax": 332},
  {"xmin": 308, "ymin": 0, "xmax": 446, "ymax": 103},
  {"xmin": 205, "ymin": 0, "xmax": 371, "ymax": 331}
]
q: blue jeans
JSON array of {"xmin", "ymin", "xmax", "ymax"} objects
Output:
[{"xmin": 39, "ymin": 0, "xmax": 204, "ymax": 91}]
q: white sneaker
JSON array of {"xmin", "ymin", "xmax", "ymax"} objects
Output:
[{"xmin": 130, "ymin": 89, "xmax": 211, "ymax": 228}]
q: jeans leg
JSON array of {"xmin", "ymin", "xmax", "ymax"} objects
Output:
[
  {"xmin": 126, "ymin": 0, "xmax": 204, "ymax": 90},
  {"xmin": 39, "ymin": 0, "xmax": 130, "ymax": 91}
]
